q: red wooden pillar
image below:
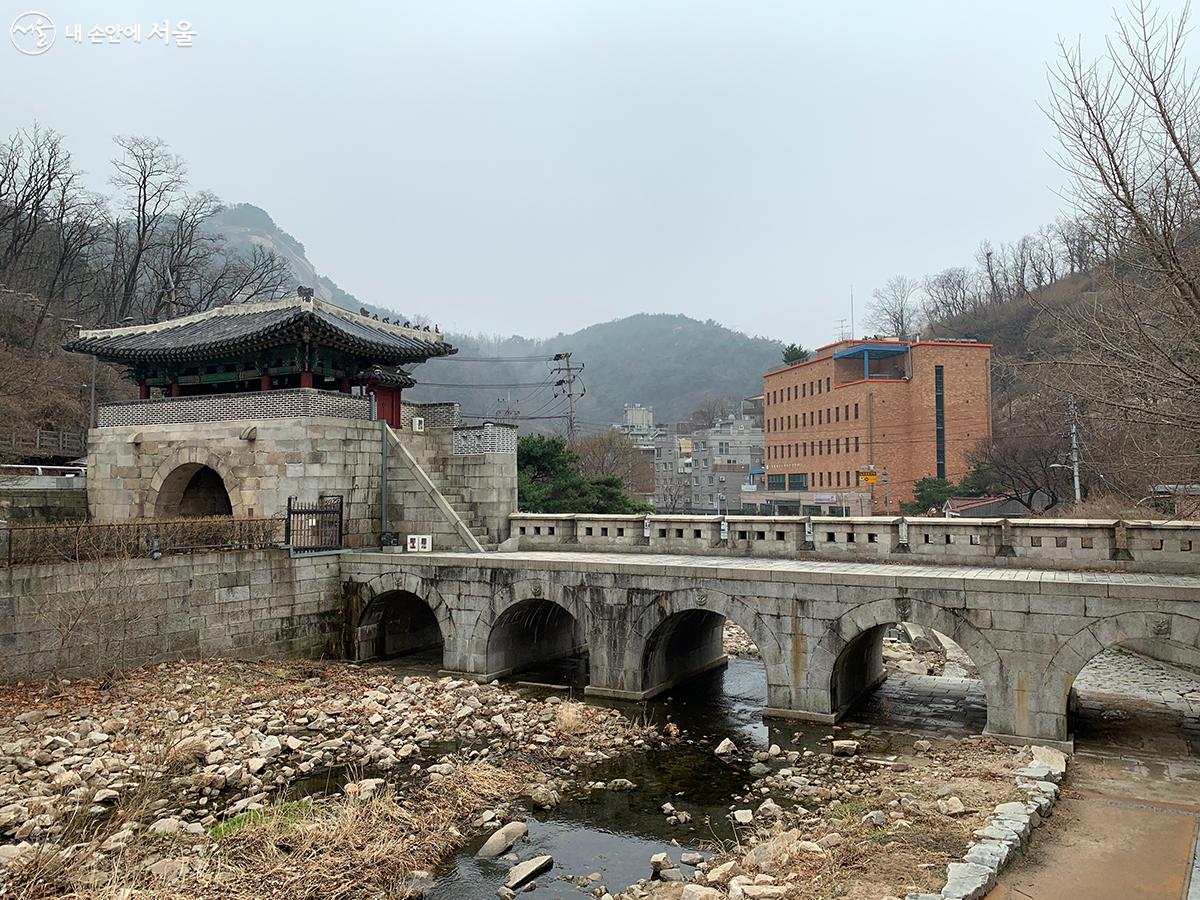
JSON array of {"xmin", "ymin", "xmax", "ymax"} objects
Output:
[
  {"xmin": 299, "ymin": 371, "xmax": 314, "ymax": 389},
  {"xmin": 339, "ymin": 376, "xmax": 351, "ymax": 393},
  {"xmin": 138, "ymin": 382, "xmax": 150, "ymax": 400},
  {"xmin": 260, "ymin": 373, "xmax": 271, "ymax": 391},
  {"xmin": 169, "ymin": 382, "xmax": 182, "ymax": 397}
]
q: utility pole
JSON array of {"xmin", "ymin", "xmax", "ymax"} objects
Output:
[
  {"xmin": 1068, "ymin": 398, "xmax": 1082, "ymax": 504},
  {"xmin": 551, "ymin": 352, "xmax": 584, "ymax": 443}
]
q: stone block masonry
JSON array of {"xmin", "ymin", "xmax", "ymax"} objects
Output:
[
  {"xmin": 0, "ymin": 482, "xmax": 87, "ymax": 525},
  {"xmin": 0, "ymin": 548, "xmax": 342, "ymax": 681},
  {"xmin": 87, "ymin": 416, "xmax": 385, "ymax": 548},
  {"xmin": 340, "ymin": 549, "xmax": 1200, "ymax": 750}
]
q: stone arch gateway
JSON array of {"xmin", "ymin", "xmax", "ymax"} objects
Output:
[{"xmin": 148, "ymin": 449, "xmax": 248, "ymax": 519}]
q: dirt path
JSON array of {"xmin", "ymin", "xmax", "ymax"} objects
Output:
[
  {"xmin": 991, "ymin": 697, "xmax": 1200, "ymax": 900},
  {"xmin": 990, "ymin": 788, "xmax": 1198, "ymax": 900}
]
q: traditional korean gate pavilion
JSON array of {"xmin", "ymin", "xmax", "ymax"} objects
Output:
[
  {"xmin": 64, "ymin": 289, "xmax": 455, "ymax": 427},
  {"xmin": 64, "ymin": 290, "xmax": 518, "ymax": 550}
]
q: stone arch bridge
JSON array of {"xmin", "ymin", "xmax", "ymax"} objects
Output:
[{"xmin": 340, "ymin": 549, "xmax": 1200, "ymax": 751}]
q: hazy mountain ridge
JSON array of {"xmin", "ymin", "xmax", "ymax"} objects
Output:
[{"xmin": 214, "ymin": 203, "xmax": 782, "ymax": 428}]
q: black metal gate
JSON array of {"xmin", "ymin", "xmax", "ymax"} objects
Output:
[{"xmin": 285, "ymin": 496, "xmax": 344, "ymax": 553}]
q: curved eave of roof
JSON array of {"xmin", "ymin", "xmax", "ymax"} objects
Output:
[
  {"xmin": 62, "ymin": 307, "xmax": 456, "ymax": 365},
  {"xmin": 357, "ymin": 365, "xmax": 417, "ymax": 388}
]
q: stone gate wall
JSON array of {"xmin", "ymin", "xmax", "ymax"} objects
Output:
[{"xmin": 0, "ymin": 548, "xmax": 342, "ymax": 681}]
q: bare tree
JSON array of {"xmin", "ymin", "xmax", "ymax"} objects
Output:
[
  {"xmin": 655, "ymin": 468, "xmax": 692, "ymax": 513},
  {"xmin": 970, "ymin": 403, "xmax": 1075, "ymax": 512},
  {"xmin": 575, "ymin": 430, "xmax": 654, "ymax": 496},
  {"xmin": 688, "ymin": 396, "xmax": 735, "ymax": 430},
  {"xmin": 1039, "ymin": 0, "xmax": 1200, "ymax": 484},
  {"xmin": 866, "ymin": 275, "xmax": 922, "ymax": 339},
  {"xmin": 107, "ymin": 135, "xmax": 188, "ymax": 323}
]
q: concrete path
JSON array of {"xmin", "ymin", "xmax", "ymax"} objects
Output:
[
  {"xmin": 990, "ymin": 784, "xmax": 1199, "ymax": 900},
  {"xmin": 991, "ymin": 651, "xmax": 1200, "ymax": 899}
]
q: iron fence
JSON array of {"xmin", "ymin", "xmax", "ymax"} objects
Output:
[{"xmin": 285, "ymin": 496, "xmax": 344, "ymax": 553}]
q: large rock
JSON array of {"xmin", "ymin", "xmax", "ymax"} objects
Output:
[
  {"xmin": 1030, "ymin": 745, "xmax": 1069, "ymax": 777},
  {"xmin": 831, "ymin": 740, "xmax": 859, "ymax": 756},
  {"xmin": 505, "ymin": 855, "xmax": 553, "ymax": 889},
  {"xmin": 477, "ymin": 821, "xmax": 528, "ymax": 858},
  {"xmin": 681, "ymin": 886, "xmax": 723, "ymax": 900},
  {"xmin": 941, "ymin": 862, "xmax": 995, "ymax": 900},
  {"xmin": 714, "ymin": 738, "xmax": 737, "ymax": 756}
]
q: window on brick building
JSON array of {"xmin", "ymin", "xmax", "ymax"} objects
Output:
[
  {"xmin": 818, "ymin": 471, "xmax": 824, "ymax": 486},
  {"xmin": 835, "ymin": 438, "xmax": 840, "ymax": 454},
  {"xmin": 855, "ymin": 436, "xmax": 860, "ymax": 451},
  {"xmin": 844, "ymin": 404, "xmax": 849, "ymax": 420},
  {"xmin": 836, "ymin": 471, "xmax": 841, "ymax": 486},
  {"xmin": 835, "ymin": 406, "xmax": 840, "ymax": 423},
  {"xmin": 854, "ymin": 402, "xmax": 859, "ymax": 419},
  {"xmin": 802, "ymin": 383, "xmax": 807, "ymax": 398},
  {"xmin": 826, "ymin": 438, "xmax": 831, "ymax": 454}
]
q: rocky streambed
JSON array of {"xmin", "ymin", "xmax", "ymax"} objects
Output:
[
  {"xmin": 0, "ymin": 659, "xmax": 670, "ymax": 898},
  {"xmin": 0, "ymin": 642, "xmax": 1059, "ymax": 900}
]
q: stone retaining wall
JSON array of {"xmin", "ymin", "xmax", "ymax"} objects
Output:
[
  {"xmin": 0, "ymin": 548, "xmax": 342, "ymax": 681},
  {"xmin": 0, "ymin": 483, "xmax": 87, "ymax": 526}
]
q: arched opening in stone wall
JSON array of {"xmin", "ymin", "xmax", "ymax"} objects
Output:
[
  {"xmin": 355, "ymin": 590, "xmax": 444, "ymax": 662},
  {"xmin": 1062, "ymin": 638, "xmax": 1200, "ymax": 761},
  {"xmin": 638, "ymin": 611, "xmax": 772, "ymax": 742},
  {"xmin": 642, "ymin": 609, "xmax": 730, "ymax": 699},
  {"xmin": 486, "ymin": 599, "xmax": 583, "ymax": 680},
  {"xmin": 156, "ymin": 463, "xmax": 233, "ymax": 517},
  {"xmin": 830, "ymin": 622, "xmax": 987, "ymax": 734}
]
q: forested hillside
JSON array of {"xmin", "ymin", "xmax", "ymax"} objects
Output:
[{"xmin": 407, "ymin": 314, "xmax": 782, "ymax": 430}]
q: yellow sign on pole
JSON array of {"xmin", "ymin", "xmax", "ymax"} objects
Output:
[{"xmin": 857, "ymin": 468, "xmax": 878, "ymax": 485}]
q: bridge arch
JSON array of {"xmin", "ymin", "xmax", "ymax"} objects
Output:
[
  {"xmin": 809, "ymin": 596, "xmax": 1005, "ymax": 732},
  {"xmin": 462, "ymin": 578, "xmax": 589, "ymax": 681},
  {"xmin": 629, "ymin": 588, "xmax": 792, "ymax": 707},
  {"xmin": 148, "ymin": 448, "xmax": 249, "ymax": 518},
  {"xmin": 351, "ymin": 572, "xmax": 454, "ymax": 664},
  {"xmin": 1038, "ymin": 611, "xmax": 1200, "ymax": 741}
]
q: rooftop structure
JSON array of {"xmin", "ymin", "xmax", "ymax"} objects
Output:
[{"xmin": 64, "ymin": 292, "xmax": 454, "ymax": 425}]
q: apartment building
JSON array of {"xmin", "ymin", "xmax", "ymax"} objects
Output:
[
  {"xmin": 759, "ymin": 337, "xmax": 992, "ymax": 514},
  {"xmin": 652, "ymin": 415, "xmax": 763, "ymax": 513}
]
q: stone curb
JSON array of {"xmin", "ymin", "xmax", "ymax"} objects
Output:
[{"xmin": 905, "ymin": 744, "xmax": 1068, "ymax": 900}]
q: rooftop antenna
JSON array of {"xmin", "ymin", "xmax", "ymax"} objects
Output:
[{"xmin": 850, "ymin": 284, "xmax": 855, "ymax": 339}]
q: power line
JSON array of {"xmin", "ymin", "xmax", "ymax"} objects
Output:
[{"xmin": 415, "ymin": 380, "xmax": 554, "ymax": 388}]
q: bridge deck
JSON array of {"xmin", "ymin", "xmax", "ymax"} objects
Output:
[{"xmin": 350, "ymin": 549, "xmax": 1200, "ymax": 593}]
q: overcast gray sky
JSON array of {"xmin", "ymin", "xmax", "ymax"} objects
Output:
[{"xmin": 1, "ymin": 1, "xmax": 1171, "ymax": 341}]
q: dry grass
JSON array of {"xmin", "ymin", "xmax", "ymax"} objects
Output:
[
  {"xmin": 554, "ymin": 701, "xmax": 587, "ymax": 734},
  {"xmin": 3, "ymin": 760, "xmax": 533, "ymax": 900}
]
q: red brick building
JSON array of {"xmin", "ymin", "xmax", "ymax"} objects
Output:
[{"xmin": 759, "ymin": 338, "xmax": 992, "ymax": 514}]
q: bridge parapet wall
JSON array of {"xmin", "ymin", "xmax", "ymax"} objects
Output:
[{"xmin": 509, "ymin": 513, "xmax": 1200, "ymax": 574}]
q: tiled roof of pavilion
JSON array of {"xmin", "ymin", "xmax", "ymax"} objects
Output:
[
  {"xmin": 63, "ymin": 295, "xmax": 455, "ymax": 365},
  {"xmin": 356, "ymin": 364, "xmax": 417, "ymax": 388}
]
